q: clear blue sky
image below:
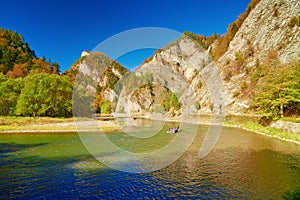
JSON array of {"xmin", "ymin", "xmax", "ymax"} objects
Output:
[{"xmin": 0, "ymin": 0, "xmax": 250, "ymax": 71}]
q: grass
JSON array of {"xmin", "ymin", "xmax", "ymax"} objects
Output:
[
  {"xmin": 0, "ymin": 116, "xmax": 120, "ymax": 132},
  {"xmin": 225, "ymin": 115, "xmax": 300, "ymax": 143},
  {"xmin": 242, "ymin": 122, "xmax": 300, "ymax": 143},
  {"xmin": 0, "ymin": 116, "xmax": 75, "ymax": 131},
  {"xmin": 279, "ymin": 117, "xmax": 300, "ymax": 123},
  {"xmin": 0, "ymin": 116, "xmax": 74, "ymax": 126},
  {"xmin": 0, "ymin": 125, "xmax": 76, "ymax": 131},
  {"xmin": 1, "ymin": 115, "xmax": 299, "ymax": 143}
]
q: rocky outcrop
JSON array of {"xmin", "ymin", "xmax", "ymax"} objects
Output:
[
  {"xmin": 65, "ymin": 51, "xmax": 129, "ymax": 109},
  {"xmin": 115, "ymin": 37, "xmax": 216, "ymax": 114},
  {"xmin": 217, "ymin": 0, "xmax": 300, "ymax": 113},
  {"xmin": 81, "ymin": 50, "xmax": 90, "ymax": 57},
  {"xmin": 222, "ymin": 0, "xmax": 300, "ymax": 65},
  {"xmin": 270, "ymin": 120, "xmax": 300, "ymax": 134}
]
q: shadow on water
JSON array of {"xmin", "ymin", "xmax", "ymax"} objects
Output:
[
  {"xmin": 0, "ymin": 142, "xmax": 48, "ymax": 154},
  {"xmin": 0, "ymin": 143, "xmax": 238, "ymax": 199}
]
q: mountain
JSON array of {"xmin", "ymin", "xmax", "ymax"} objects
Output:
[
  {"xmin": 67, "ymin": 0, "xmax": 299, "ymax": 117},
  {"xmin": 115, "ymin": 36, "xmax": 212, "ymax": 115},
  {"xmin": 113, "ymin": 0, "xmax": 300, "ymax": 117},
  {"xmin": 63, "ymin": 51, "xmax": 129, "ymax": 113}
]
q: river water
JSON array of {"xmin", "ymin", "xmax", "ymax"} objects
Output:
[{"xmin": 0, "ymin": 122, "xmax": 300, "ymax": 199}]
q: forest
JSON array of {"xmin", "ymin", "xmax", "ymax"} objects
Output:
[{"xmin": 0, "ymin": 28, "xmax": 73, "ymax": 117}]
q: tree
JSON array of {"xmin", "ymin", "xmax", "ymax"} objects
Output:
[
  {"xmin": 6, "ymin": 63, "xmax": 28, "ymax": 78},
  {"xmin": 252, "ymin": 61, "xmax": 300, "ymax": 117},
  {"xmin": 100, "ymin": 100, "xmax": 112, "ymax": 114},
  {"xmin": 0, "ymin": 28, "xmax": 35, "ymax": 74},
  {"xmin": 15, "ymin": 73, "xmax": 73, "ymax": 117},
  {"xmin": 162, "ymin": 92, "xmax": 181, "ymax": 112},
  {"xmin": 0, "ymin": 74, "xmax": 23, "ymax": 115}
]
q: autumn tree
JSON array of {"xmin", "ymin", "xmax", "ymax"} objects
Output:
[
  {"xmin": 0, "ymin": 28, "xmax": 60, "ymax": 75},
  {"xmin": 0, "ymin": 28, "xmax": 35, "ymax": 74}
]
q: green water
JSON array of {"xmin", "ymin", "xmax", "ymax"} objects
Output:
[{"xmin": 1, "ymin": 122, "xmax": 300, "ymax": 199}]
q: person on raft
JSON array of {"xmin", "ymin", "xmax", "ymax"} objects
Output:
[{"xmin": 168, "ymin": 126, "xmax": 180, "ymax": 133}]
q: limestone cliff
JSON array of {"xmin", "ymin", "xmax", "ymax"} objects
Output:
[
  {"xmin": 67, "ymin": 0, "xmax": 299, "ymax": 116},
  {"xmin": 63, "ymin": 51, "xmax": 129, "ymax": 111},
  {"xmin": 115, "ymin": 0, "xmax": 299, "ymax": 116},
  {"xmin": 218, "ymin": 0, "xmax": 300, "ymax": 113}
]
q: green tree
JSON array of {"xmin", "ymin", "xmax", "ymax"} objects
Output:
[
  {"xmin": 15, "ymin": 73, "xmax": 73, "ymax": 117},
  {"xmin": 162, "ymin": 92, "xmax": 181, "ymax": 111},
  {"xmin": 0, "ymin": 73, "xmax": 23, "ymax": 115},
  {"xmin": 100, "ymin": 100, "xmax": 112, "ymax": 114},
  {"xmin": 252, "ymin": 61, "xmax": 300, "ymax": 117}
]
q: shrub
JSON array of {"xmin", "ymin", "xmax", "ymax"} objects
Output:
[
  {"xmin": 100, "ymin": 100, "xmax": 112, "ymax": 114},
  {"xmin": 288, "ymin": 15, "xmax": 300, "ymax": 28},
  {"xmin": 195, "ymin": 102, "xmax": 201, "ymax": 110}
]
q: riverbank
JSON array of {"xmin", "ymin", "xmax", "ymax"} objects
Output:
[
  {"xmin": 0, "ymin": 116, "xmax": 121, "ymax": 133},
  {"xmin": 1, "ymin": 115, "xmax": 299, "ymax": 145},
  {"xmin": 224, "ymin": 115, "xmax": 300, "ymax": 145}
]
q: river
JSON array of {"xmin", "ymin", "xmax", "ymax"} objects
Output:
[{"xmin": 0, "ymin": 121, "xmax": 299, "ymax": 199}]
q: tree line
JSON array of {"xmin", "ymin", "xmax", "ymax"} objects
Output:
[{"xmin": 0, "ymin": 72, "xmax": 73, "ymax": 117}]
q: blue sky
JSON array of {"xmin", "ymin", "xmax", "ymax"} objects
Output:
[{"xmin": 0, "ymin": 0, "xmax": 250, "ymax": 71}]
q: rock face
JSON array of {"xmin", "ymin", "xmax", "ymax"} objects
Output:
[
  {"xmin": 115, "ymin": 36, "xmax": 227, "ymax": 115},
  {"xmin": 217, "ymin": 0, "xmax": 300, "ymax": 113},
  {"xmin": 64, "ymin": 52, "xmax": 129, "ymax": 109},
  {"xmin": 81, "ymin": 50, "xmax": 90, "ymax": 57},
  {"xmin": 67, "ymin": 0, "xmax": 299, "ymax": 117},
  {"xmin": 222, "ymin": 0, "xmax": 300, "ymax": 65},
  {"xmin": 115, "ymin": 37, "xmax": 215, "ymax": 114},
  {"xmin": 115, "ymin": 0, "xmax": 299, "ymax": 115}
]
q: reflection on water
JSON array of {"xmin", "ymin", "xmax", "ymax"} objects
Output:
[{"xmin": 0, "ymin": 123, "xmax": 300, "ymax": 199}]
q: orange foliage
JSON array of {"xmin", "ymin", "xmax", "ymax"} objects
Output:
[
  {"xmin": 6, "ymin": 63, "xmax": 28, "ymax": 78},
  {"xmin": 32, "ymin": 58, "xmax": 51, "ymax": 73}
]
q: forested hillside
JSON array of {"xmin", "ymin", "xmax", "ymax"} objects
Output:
[
  {"xmin": 0, "ymin": 28, "xmax": 72, "ymax": 117},
  {"xmin": 0, "ymin": 28, "xmax": 59, "ymax": 76}
]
